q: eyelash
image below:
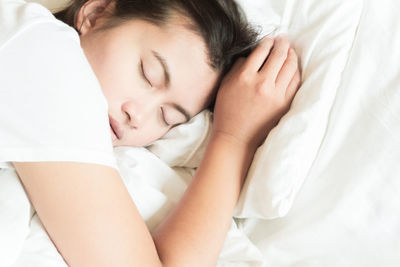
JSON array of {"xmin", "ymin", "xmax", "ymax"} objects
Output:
[
  {"xmin": 140, "ymin": 60, "xmax": 152, "ymax": 87},
  {"xmin": 160, "ymin": 106, "xmax": 170, "ymax": 127},
  {"xmin": 140, "ymin": 60, "xmax": 170, "ymax": 127}
]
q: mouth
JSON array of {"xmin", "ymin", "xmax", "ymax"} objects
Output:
[
  {"xmin": 110, "ymin": 124, "xmax": 117, "ymax": 141},
  {"xmin": 108, "ymin": 115, "xmax": 123, "ymax": 141}
]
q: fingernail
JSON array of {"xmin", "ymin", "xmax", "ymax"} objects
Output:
[
  {"xmin": 262, "ymin": 34, "xmax": 273, "ymax": 40},
  {"xmin": 277, "ymin": 33, "xmax": 289, "ymax": 40}
]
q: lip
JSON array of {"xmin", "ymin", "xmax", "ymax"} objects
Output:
[
  {"xmin": 110, "ymin": 125, "xmax": 116, "ymax": 141},
  {"xmin": 108, "ymin": 115, "xmax": 124, "ymax": 140}
]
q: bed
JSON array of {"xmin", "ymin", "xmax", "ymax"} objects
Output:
[{"xmin": 1, "ymin": 0, "xmax": 399, "ymax": 266}]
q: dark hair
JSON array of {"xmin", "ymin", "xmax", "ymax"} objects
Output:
[{"xmin": 54, "ymin": 0, "xmax": 259, "ymax": 111}]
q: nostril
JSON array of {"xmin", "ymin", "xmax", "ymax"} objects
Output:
[
  {"xmin": 125, "ymin": 111, "xmax": 131, "ymax": 121},
  {"xmin": 121, "ymin": 102, "xmax": 141, "ymax": 129},
  {"xmin": 125, "ymin": 112, "xmax": 138, "ymax": 129}
]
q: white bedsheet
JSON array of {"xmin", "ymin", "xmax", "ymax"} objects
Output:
[{"xmin": 1, "ymin": 0, "xmax": 400, "ymax": 266}]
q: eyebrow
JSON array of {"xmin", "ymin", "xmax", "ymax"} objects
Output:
[{"xmin": 152, "ymin": 50, "xmax": 191, "ymax": 124}]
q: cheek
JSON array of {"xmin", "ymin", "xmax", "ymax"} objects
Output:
[
  {"xmin": 92, "ymin": 43, "xmax": 141, "ymax": 98},
  {"xmin": 98, "ymin": 60, "xmax": 147, "ymax": 112},
  {"xmin": 99, "ymin": 57, "xmax": 135, "ymax": 94}
]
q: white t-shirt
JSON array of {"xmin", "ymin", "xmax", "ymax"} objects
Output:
[{"xmin": 0, "ymin": 0, "xmax": 117, "ymax": 169}]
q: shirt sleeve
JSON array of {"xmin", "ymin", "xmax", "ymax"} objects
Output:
[{"xmin": 0, "ymin": 21, "xmax": 117, "ymax": 169}]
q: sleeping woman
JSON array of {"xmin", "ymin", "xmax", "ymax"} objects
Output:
[{"xmin": 0, "ymin": 0, "xmax": 301, "ymax": 266}]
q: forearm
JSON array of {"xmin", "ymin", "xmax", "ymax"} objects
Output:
[{"xmin": 152, "ymin": 133, "xmax": 256, "ymax": 267}]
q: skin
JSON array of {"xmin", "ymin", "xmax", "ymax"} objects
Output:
[
  {"xmin": 12, "ymin": 0, "xmax": 301, "ymax": 266},
  {"xmin": 78, "ymin": 0, "xmax": 219, "ymax": 147}
]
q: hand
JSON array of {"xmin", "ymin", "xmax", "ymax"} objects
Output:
[{"xmin": 212, "ymin": 35, "xmax": 301, "ymax": 151}]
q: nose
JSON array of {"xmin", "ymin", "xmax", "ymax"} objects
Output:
[{"xmin": 121, "ymin": 100, "xmax": 151, "ymax": 129}]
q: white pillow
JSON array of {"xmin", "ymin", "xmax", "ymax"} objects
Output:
[
  {"xmin": 233, "ymin": 0, "xmax": 363, "ymax": 219},
  {"xmin": 147, "ymin": 0, "xmax": 363, "ymax": 219},
  {"xmin": 150, "ymin": 0, "xmax": 364, "ymax": 219},
  {"xmin": 146, "ymin": 110, "xmax": 213, "ymax": 169}
]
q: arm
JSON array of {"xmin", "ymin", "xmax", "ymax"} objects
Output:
[
  {"xmin": 13, "ymin": 161, "xmax": 163, "ymax": 267},
  {"xmin": 13, "ymin": 138, "xmax": 253, "ymax": 267},
  {"xmin": 153, "ymin": 36, "xmax": 301, "ymax": 267},
  {"xmin": 13, "ymin": 36, "xmax": 300, "ymax": 267},
  {"xmin": 152, "ymin": 133, "xmax": 256, "ymax": 267}
]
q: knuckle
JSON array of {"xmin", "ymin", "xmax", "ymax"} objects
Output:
[
  {"xmin": 273, "ymin": 36, "xmax": 290, "ymax": 53},
  {"xmin": 255, "ymin": 81, "xmax": 272, "ymax": 97},
  {"xmin": 260, "ymin": 35, "xmax": 274, "ymax": 43},
  {"xmin": 292, "ymin": 70, "xmax": 301, "ymax": 83},
  {"xmin": 282, "ymin": 37, "xmax": 290, "ymax": 47},
  {"xmin": 276, "ymin": 35, "xmax": 289, "ymax": 47},
  {"xmin": 294, "ymin": 70, "xmax": 301, "ymax": 81},
  {"xmin": 284, "ymin": 56, "xmax": 298, "ymax": 73},
  {"xmin": 273, "ymin": 48, "xmax": 288, "ymax": 61},
  {"xmin": 288, "ymin": 49, "xmax": 298, "ymax": 61},
  {"xmin": 279, "ymin": 34, "xmax": 290, "ymax": 43},
  {"xmin": 263, "ymin": 37, "xmax": 274, "ymax": 47},
  {"xmin": 290, "ymin": 47, "xmax": 298, "ymax": 55},
  {"xmin": 288, "ymin": 57, "xmax": 298, "ymax": 70},
  {"xmin": 255, "ymin": 81, "xmax": 266, "ymax": 93},
  {"xmin": 237, "ymin": 69, "xmax": 251, "ymax": 84},
  {"xmin": 256, "ymin": 75, "xmax": 270, "ymax": 88}
]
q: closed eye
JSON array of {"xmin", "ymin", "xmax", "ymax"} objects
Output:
[
  {"xmin": 140, "ymin": 60, "xmax": 152, "ymax": 87},
  {"xmin": 160, "ymin": 106, "xmax": 170, "ymax": 127}
]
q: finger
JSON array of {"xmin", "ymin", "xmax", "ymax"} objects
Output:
[
  {"xmin": 260, "ymin": 35, "xmax": 291, "ymax": 81},
  {"xmin": 285, "ymin": 69, "xmax": 301, "ymax": 101},
  {"xmin": 276, "ymin": 48, "xmax": 298, "ymax": 91},
  {"xmin": 244, "ymin": 36, "xmax": 274, "ymax": 72}
]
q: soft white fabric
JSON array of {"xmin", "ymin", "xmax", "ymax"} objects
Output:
[
  {"xmin": 234, "ymin": 0, "xmax": 364, "ymax": 219},
  {"xmin": 151, "ymin": 0, "xmax": 367, "ymax": 221},
  {"xmin": 148, "ymin": 0, "xmax": 368, "ymax": 220},
  {"xmin": 0, "ymin": 169, "xmax": 33, "ymax": 267},
  {"xmin": 147, "ymin": 110, "xmax": 213, "ymax": 168},
  {"xmin": 237, "ymin": 0, "xmax": 400, "ymax": 265},
  {"xmin": 2, "ymin": 0, "xmax": 400, "ymax": 266},
  {"xmin": 0, "ymin": 0, "xmax": 117, "ymax": 169},
  {"xmin": 0, "ymin": 147, "xmax": 266, "ymax": 267}
]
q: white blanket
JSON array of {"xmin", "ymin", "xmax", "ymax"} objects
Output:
[{"xmin": 1, "ymin": 0, "xmax": 400, "ymax": 266}]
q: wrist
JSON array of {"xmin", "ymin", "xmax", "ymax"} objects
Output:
[{"xmin": 210, "ymin": 131, "xmax": 258, "ymax": 156}]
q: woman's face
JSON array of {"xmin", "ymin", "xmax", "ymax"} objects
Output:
[{"xmin": 78, "ymin": 0, "xmax": 219, "ymax": 147}]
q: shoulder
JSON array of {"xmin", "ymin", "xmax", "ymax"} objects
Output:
[
  {"xmin": 0, "ymin": 3, "xmax": 105, "ymax": 109},
  {"xmin": 0, "ymin": 2, "xmax": 114, "ymax": 167},
  {"xmin": 0, "ymin": 0, "xmax": 76, "ymax": 46},
  {"xmin": 0, "ymin": 1, "xmax": 116, "ymax": 168},
  {"xmin": 0, "ymin": 18, "xmax": 109, "ymax": 137},
  {"xmin": 0, "ymin": 19, "xmax": 106, "ymax": 114},
  {"xmin": 0, "ymin": 0, "xmax": 92, "ymax": 84}
]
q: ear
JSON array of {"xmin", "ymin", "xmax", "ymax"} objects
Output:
[{"xmin": 75, "ymin": 0, "xmax": 113, "ymax": 35}]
